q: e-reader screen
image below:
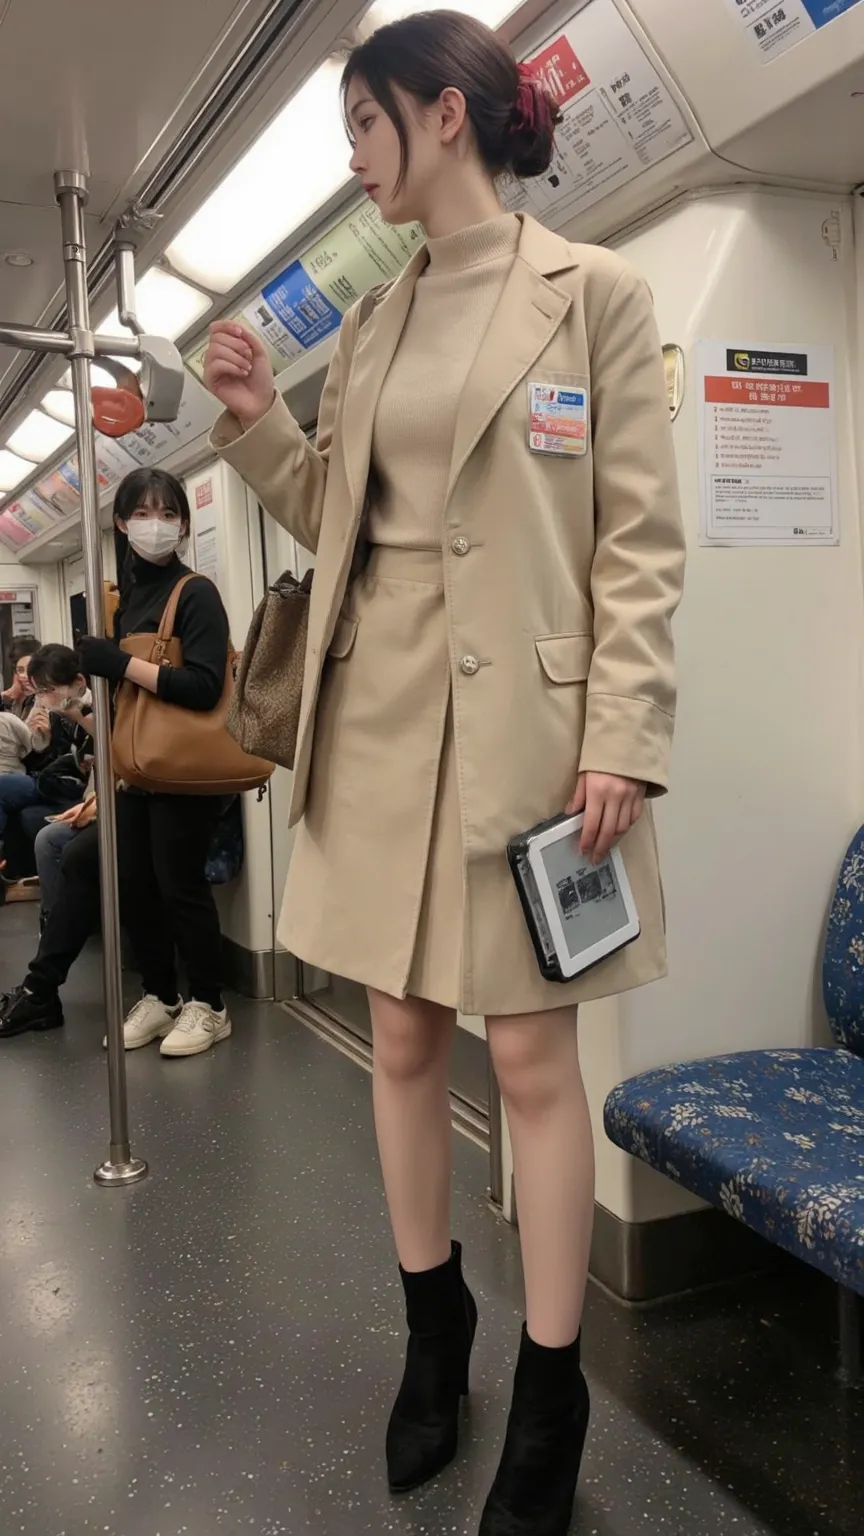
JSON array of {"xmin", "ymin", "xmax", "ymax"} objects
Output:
[{"xmin": 534, "ymin": 835, "xmax": 630, "ymax": 961}]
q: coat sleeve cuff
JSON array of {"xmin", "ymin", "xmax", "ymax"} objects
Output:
[
  {"xmin": 579, "ymin": 693, "xmax": 673, "ymax": 797},
  {"xmin": 209, "ymin": 392, "xmax": 305, "ymax": 475}
]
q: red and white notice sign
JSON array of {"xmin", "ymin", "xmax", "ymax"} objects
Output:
[
  {"xmin": 502, "ymin": 0, "xmax": 692, "ymax": 228},
  {"xmin": 696, "ymin": 340, "xmax": 838, "ymax": 546}
]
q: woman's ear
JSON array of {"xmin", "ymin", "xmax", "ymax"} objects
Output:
[{"xmin": 114, "ymin": 513, "xmax": 128, "ymax": 536}]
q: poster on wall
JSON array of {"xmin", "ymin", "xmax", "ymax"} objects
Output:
[
  {"xmin": 723, "ymin": 0, "xmax": 863, "ymax": 63},
  {"xmin": 0, "ymin": 492, "xmax": 57, "ymax": 545},
  {"xmin": 0, "ymin": 511, "xmax": 31, "ymax": 551},
  {"xmin": 188, "ymin": 470, "xmax": 222, "ymax": 588},
  {"xmin": 185, "ymin": 201, "xmax": 424, "ymax": 378},
  {"xmin": 696, "ymin": 340, "xmax": 839, "ymax": 546},
  {"xmin": 500, "ymin": 0, "xmax": 692, "ymax": 228}
]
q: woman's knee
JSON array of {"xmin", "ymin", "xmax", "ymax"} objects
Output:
[
  {"xmin": 487, "ymin": 1011, "xmax": 580, "ymax": 1119},
  {"xmin": 368, "ymin": 990, "xmax": 455, "ymax": 1083}
]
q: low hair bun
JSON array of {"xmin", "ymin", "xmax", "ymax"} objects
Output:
[{"xmin": 506, "ymin": 68, "xmax": 561, "ymax": 179}]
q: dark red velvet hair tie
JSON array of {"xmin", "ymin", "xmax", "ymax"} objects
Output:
[{"xmin": 510, "ymin": 63, "xmax": 553, "ymax": 136}]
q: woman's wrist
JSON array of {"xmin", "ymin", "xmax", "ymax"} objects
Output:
[{"xmin": 238, "ymin": 391, "xmax": 276, "ymax": 433}]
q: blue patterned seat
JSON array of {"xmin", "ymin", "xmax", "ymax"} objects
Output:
[{"xmin": 604, "ymin": 827, "xmax": 864, "ymax": 1297}]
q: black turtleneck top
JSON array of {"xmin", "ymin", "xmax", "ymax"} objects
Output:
[{"xmin": 117, "ymin": 553, "xmax": 229, "ymax": 713}]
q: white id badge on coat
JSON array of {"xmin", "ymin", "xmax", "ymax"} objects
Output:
[{"xmin": 528, "ymin": 383, "xmax": 588, "ymax": 457}]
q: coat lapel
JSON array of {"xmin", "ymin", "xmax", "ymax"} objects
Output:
[
  {"xmin": 444, "ymin": 215, "xmax": 579, "ymax": 504},
  {"xmin": 340, "ymin": 248, "xmax": 427, "ymax": 518}
]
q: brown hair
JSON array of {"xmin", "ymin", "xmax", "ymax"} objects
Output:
[{"xmin": 341, "ymin": 11, "xmax": 561, "ymax": 190}]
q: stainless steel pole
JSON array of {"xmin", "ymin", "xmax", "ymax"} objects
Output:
[{"xmin": 54, "ymin": 170, "xmax": 147, "ymax": 1187}]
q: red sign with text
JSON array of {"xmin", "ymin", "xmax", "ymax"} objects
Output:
[
  {"xmin": 526, "ymin": 37, "xmax": 590, "ymax": 106},
  {"xmin": 704, "ymin": 377, "xmax": 830, "ymax": 408}
]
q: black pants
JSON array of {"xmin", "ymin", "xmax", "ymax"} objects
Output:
[
  {"xmin": 28, "ymin": 821, "xmax": 101, "ymax": 995},
  {"xmin": 28, "ymin": 794, "xmax": 224, "ymax": 1010},
  {"xmin": 115, "ymin": 790, "xmax": 224, "ymax": 1011}
]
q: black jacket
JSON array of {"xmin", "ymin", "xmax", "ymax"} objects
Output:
[{"xmin": 116, "ymin": 554, "xmax": 229, "ymax": 712}]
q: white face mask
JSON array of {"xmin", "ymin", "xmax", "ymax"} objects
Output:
[{"xmin": 127, "ymin": 518, "xmax": 183, "ymax": 562}]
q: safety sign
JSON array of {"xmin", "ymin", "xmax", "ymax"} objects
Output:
[{"xmin": 696, "ymin": 339, "xmax": 839, "ymax": 545}]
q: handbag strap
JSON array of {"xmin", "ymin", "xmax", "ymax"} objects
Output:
[
  {"xmin": 149, "ymin": 572, "xmax": 236, "ymax": 673},
  {"xmin": 157, "ymin": 573, "xmax": 201, "ymax": 642}
]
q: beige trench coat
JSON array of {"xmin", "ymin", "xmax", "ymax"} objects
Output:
[{"xmin": 213, "ymin": 213, "xmax": 685, "ymax": 1013}]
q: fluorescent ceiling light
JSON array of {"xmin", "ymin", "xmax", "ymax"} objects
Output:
[
  {"xmin": 7, "ymin": 411, "xmax": 74, "ymax": 462},
  {"xmin": 98, "ymin": 269, "xmax": 212, "ymax": 342},
  {"xmin": 0, "ymin": 449, "xmax": 33, "ymax": 493},
  {"xmin": 41, "ymin": 390, "xmax": 78, "ymax": 427},
  {"xmin": 367, "ymin": 0, "xmax": 522, "ymax": 27},
  {"xmin": 166, "ymin": 60, "xmax": 347, "ymax": 293}
]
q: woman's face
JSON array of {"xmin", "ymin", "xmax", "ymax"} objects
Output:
[
  {"xmin": 15, "ymin": 657, "xmax": 35, "ymax": 695},
  {"xmin": 116, "ymin": 498, "xmax": 188, "ymax": 564},
  {"xmin": 346, "ymin": 76, "xmax": 462, "ymax": 227},
  {"xmin": 118, "ymin": 501, "xmax": 183, "ymax": 535},
  {"xmin": 34, "ymin": 675, "xmax": 86, "ymax": 712}
]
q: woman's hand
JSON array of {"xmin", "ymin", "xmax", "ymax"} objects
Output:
[
  {"xmin": 203, "ymin": 322, "xmax": 275, "ymax": 431},
  {"xmin": 78, "ymin": 636, "xmax": 130, "ymax": 685},
  {"xmin": 53, "ymin": 796, "xmax": 97, "ymax": 829},
  {"xmin": 567, "ymin": 772, "xmax": 646, "ymax": 864},
  {"xmin": 28, "ymin": 706, "xmax": 51, "ymax": 737}
]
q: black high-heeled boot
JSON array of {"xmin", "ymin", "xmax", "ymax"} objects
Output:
[
  {"xmin": 386, "ymin": 1240, "xmax": 478, "ymax": 1493},
  {"xmin": 478, "ymin": 1325, "xmax": 590, "ymax": 1536}
]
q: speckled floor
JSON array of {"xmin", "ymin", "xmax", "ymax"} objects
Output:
[{"xmin": 0, "ymin": 904, "xmax": 862, "ymax": 1536}]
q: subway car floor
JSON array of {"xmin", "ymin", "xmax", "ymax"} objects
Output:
[{"xmin": 0, "ymin": 905, "xmax": 861, "ymax": 1536}]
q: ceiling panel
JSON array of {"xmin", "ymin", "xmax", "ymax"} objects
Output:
[
  {"xmin": 0, "ymin": 0, "xmax": 275, "ymax": 400},
  {"xmin": 0, "ymin": 0, "xmax": 270, "ymax": 214}
]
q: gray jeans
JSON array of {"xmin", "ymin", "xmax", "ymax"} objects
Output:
[{"xmin": 34, "ymin": 820, "xmax": 80, "ymax": 917}]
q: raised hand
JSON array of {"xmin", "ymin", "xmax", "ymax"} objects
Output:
[{"xmin": 203, "ymin": 322, "xmax": 276, "ymax": 431}]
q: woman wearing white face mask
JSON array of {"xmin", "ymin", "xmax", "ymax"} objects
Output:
[{"xmin": 77, "ymin": 469, "xmax": 234, "ymax": 1058}]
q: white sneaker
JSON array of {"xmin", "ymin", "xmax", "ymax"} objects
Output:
[
  {"xmin": 102, "ymin": 995, "xmax": 182, "ymax": 1051},
  {"xmin": 160, "ymin": 1000, "xmax": 232, "ymax": 1058}
]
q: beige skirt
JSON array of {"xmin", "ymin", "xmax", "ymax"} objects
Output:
[
  {"xmin": 279, "ymin": 544, "xmax": 667, "ymax": 1014},
  {"xmin": 280, "ymin": 547, "xmax": 465, "ymax": 1008}
]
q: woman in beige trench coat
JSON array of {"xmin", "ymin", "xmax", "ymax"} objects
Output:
[{"xmin": 205, "ymin": 12, "xmax": 685, "ymax": 1534}]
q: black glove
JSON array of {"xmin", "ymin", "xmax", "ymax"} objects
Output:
[{"xmin": 78, "ymin": 635, "xmax": 131, "ymax": 685}]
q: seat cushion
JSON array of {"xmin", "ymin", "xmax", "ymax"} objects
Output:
[{"xmin": 604, "ymin": 1049, "xmax": 864, "ymax": 1294}]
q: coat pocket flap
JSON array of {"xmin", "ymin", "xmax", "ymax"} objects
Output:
[
  {"xmin": 328, "ymin": 615, "xmax": 359, "ymax": 660},
  {"xmin": 535, "ymin": 633, "xmax": 593, "ymax": 684}
]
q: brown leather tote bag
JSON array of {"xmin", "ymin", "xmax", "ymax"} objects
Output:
[
  {"xmin": 225, "ymin": 283, "xmax": 388, "ymax": 770},
  {"xmin": 112, "ymin": 573, "xmax": 274, "ymax": 795}
]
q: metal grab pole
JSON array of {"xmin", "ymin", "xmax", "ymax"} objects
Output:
[{"xmin": 54, "ymin": 170, "xmax": 148, "ymax": 1187}]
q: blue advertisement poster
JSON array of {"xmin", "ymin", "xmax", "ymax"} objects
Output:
[
  {"xmin": 260, "ymin": 262, "xmax": 343, "ymax": 353},
  {"xmin": 801, "ymin": 0, "xmax": 861, "ymax": 22},
  {"xmin": 727, "ymin": 0, "xmax": 861, "ymax": 58}
]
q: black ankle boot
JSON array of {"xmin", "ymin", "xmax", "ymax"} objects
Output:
[
  {"xmin": 387, "ymin": 1240, "xmax": 478, "ymax": 1493},
  {"xmin": 479, "ymin": 1325, "xmax": 590, "ymax": 1536}
]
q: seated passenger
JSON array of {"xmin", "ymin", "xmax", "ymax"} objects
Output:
[
  {"xmin": 1, "ymin": 635, "xmax": 41, "ymax": 717},
  {"xmin": 0, "ymin": 817, "xmax": 100, "ymax": 1036},
  {"xmin": 0, "ymin": 645, "xmax": 92, "ymax": 870},
  {"xmin": 35, "ymin": 793, "xmax": 97, "ymax": 922},
  {"xmin": 78, "ymin": 467, "xmax": 232, "ymax": 1058},
  {"xmin": 0, "ymin": 708, "xmax": 32, "ymax": 776}
]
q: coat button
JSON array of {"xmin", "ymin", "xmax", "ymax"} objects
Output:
[
  {"xmin": 460, "ymin": 655, "xmax": 480, "ymax": 676},
  {"xmin": 451, "ymin": 536, "xmax": 470, "ymax": 556}
]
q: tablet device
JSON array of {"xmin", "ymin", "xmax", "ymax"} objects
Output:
[{"xmin": 507, "ymin": 812, "xmax": 640, "ymax": 983}]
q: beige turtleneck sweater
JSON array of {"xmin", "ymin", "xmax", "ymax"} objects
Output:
[{"xmin": 367, "ymin": 212, "xmax": 520, "ymax": 550}]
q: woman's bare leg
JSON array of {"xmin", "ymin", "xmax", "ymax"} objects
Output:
[
  {"xmin": 367, "ymin": 988, "xmax": 457, "ymax": 1272},
  {"xmin": 486, "ymin": 1007, "xmax": 593, "ymax": 1347}
]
